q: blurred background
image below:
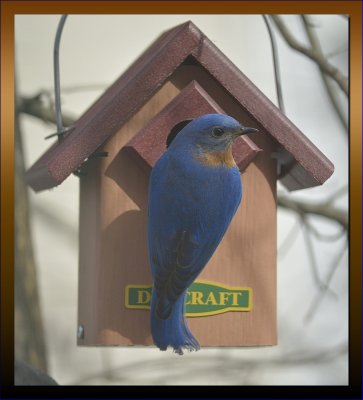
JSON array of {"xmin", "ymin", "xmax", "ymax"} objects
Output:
[{"xmin": 14, "ymin": 14, "xmax": 348, "ymax": 385}]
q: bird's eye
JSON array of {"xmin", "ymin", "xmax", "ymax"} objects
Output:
[{"xmin": 212, "ymin": 127, "xmax": 225, "ymax": 137}]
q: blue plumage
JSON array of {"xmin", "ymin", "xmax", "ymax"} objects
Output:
[{"xmin": 147, "ymin": 114, "xmax": 258, "ymax": 354}]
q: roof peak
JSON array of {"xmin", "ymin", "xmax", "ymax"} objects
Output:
[{"xmin": 26, "ymin": 20, "xmax": 333, "ymax": 192}]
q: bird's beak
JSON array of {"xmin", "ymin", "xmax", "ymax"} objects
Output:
[{"xmin": 240, "ymin": 126, "xmax": 259, "ymax": 136}]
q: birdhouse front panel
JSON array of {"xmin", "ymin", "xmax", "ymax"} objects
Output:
[{"xmin": 77, "ymin": 75, "xmax": 277, "ymax": 347}]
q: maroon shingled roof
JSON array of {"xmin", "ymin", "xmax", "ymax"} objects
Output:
[{"xmin": 26, "ymin": 21, "xmax": 334, "ymax": 192}]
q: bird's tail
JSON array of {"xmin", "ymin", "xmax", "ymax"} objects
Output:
[{"xmin": 150, "ymin": 289, "xmax": 200, "ymax": 355}]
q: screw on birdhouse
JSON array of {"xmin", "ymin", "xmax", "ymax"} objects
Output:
[
  {"xmin": 77, "ymin": 324, "xmax": 84, "ymax": 339},
  {"xmin": 45, "ymin": 14, "xmax": 75, "ymax": 142}
]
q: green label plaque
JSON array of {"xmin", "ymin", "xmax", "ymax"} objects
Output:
[{"xmin": 125, "ymin": 280, "xmax": 252, "ymax": 317}]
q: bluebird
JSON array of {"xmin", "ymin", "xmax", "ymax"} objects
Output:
[{"xmin": 147, "ymin": 114, "xmax": 258, "ymax": 354}]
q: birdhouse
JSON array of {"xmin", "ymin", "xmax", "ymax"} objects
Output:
[{"xmin": 26, "ymin": 21, "xmax": 334, "ymax": 348}]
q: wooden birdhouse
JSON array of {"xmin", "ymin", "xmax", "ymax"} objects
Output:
[{"xmin": 26, "ymin": 21, "xmax": 334, "ymax": 348}]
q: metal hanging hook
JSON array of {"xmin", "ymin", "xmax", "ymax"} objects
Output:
[
  {"xmin": 46, "ymin": 14, "xmax": 74, "ymax": 142},
  {"xmin": 54, "ymin": 14, "xmax": 68, "ymax": 136},
  {"xmin": 47, "ymin": 14, "xmax": 108, "ymax": 173}
]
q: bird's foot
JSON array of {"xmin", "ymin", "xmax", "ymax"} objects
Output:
[{"xmin": 172, "ymin": 341, "xmax": 200, "ymax": 355}]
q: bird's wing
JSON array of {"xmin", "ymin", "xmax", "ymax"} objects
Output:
[
  {"xmin": 148, "ymin": 152, "xmax": 241, "ymax": 319},
  {"xmin": 150, "ymin": 228, "xmax": 207, "ymax": 320},
  {"xmin": 150, "ymin": 221, "xmax": 234, "ymax": 320}
]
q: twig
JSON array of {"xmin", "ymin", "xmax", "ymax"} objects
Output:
[
  {"xmin": 59, "ymin": 83, "xmax": 108, "ymax": 93},
  {"xmin": 304, "ymin": 219, "xmax": 346, "ymax": 242},
  {"xmin": 39, "ymin": 83, "xmax": 107, "ymax": 96},
  {"xmin": 18, "ymin": 94, "xmax": 76, "ymax": 127},
  {"xmin": 277, "ymin": 196, "xmax": 348, "ymax": 230},
  {"xmin": 304, "ymin": 240, "xmax": 347, "ymax": 322},
  {"xmin": 301, "ymin": 216, "xmax": 335, "ymax": 296},
  {"xmin": 327, "ymin": 185, "xmax": 348, "ymax": 204},
  {"xmin": 278, "ymin": 217, "xmax": 302, "ymax": 259},
  {"xmin": 271, "ymin": 15, "xmax": 348, "ymax": 96},
  {"xmin": 326, "ymin": 43, "xmax": 348, "ymax": 59},
  {"xmin": 262, "ymin": 15, "xmax": 285, "ymax": 113},
  {"xmin": 67, "ymin": 342, "xmax": 347, "ymax": 385},
  {"xmin": 301, "ymin": 15, "xmax": 348, "ymax": 133}
]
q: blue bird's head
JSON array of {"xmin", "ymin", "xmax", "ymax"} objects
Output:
[{"xmin": 167, "ymin": 114, "xmax": 258, "ymax": 164}]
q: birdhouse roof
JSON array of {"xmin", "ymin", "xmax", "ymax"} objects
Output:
[{"xmin": 26, "ymin": 21, "xmax": 334, "ymax": 192}]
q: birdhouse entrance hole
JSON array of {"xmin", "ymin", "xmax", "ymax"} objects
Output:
[{"xmin": 166, "ymin": 120, "xmax": 192, "ymax": 148}]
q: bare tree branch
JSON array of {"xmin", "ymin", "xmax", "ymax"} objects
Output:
[
  {"xmin": 304, "ymin": 219, "xmax": 346, "ymax": 241},
  {"xmin": 15, "ymin": 92, "xmax": 49, "ymax": 373},
  {"xmin": 262, "ymin": 15, "xmax": 285, "ymax": 112},
  {"xmin": 301, "ymin": 15, "xmax": 348, "ymax": 133},
  {"xmin": 58, "ymin": 83, "xmax": 107, "ymax": 94},
  {"xmin": 278, "ymin": 217, "xmax": 302, "ymax": 259},
  {"xmin": 301, "ymin": 216, "xmax": 337, "ymax": 297},
  {"xmin": 271, "ymin": 15, "xmax": 348, "ymax": 96},
  {"xmin": 277, "ymin": 196, "xmax": 348, "ymax": 230},
  {"xmin": 18, "ymin": 94, "xmax": 76, "ymax": 127},
  {"xmin": 304, "ymin": 240, "xmax": 347, "ymax": 322},
  {"xmin": 326, "ymin": 43, "xmax": 348, "ymax": 59},
  {"xmin": 67, "ymin": 342, "xmax": 348, "ymax": 385},
  {"xmin": 327, "ymin": 185, "xmax": 348, "ymax": 203}
]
